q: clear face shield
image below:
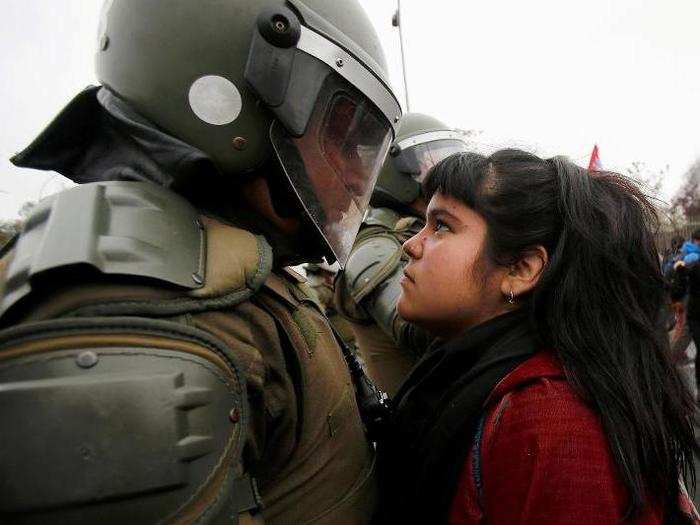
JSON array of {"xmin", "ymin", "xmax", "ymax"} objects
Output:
[
  {"xmin": 245, "ymin": 7, "xmax": 401, "ymax": 266},
  {"xmin": 270, "ymin": 75, "xmax": 392, "ymax": 266},
  {"xmin": 392, "ymin": 132, "xmax": 470, "ymax": 184}
]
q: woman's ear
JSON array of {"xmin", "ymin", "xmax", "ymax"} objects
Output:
[{"xmin": 500, "ymin": 246, "xmax": 548, "ymax": 299}]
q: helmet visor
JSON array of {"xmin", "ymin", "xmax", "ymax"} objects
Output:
[
  {"xmin": 270, "ymin": 74, "xmax": 392, "ymax": 266},
  {"xmin": 393, "ymin": 138, "xmax": 469, "ymax": 184}
]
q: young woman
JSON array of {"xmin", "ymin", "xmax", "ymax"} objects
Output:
[{"xmin": 376, "ymin": 150, "xmax": 699, "ymax": 524}]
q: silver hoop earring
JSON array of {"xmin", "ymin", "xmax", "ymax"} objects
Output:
[{"xmin": 508, "ymin": 290, "xmax": 515, "ymax": 304}]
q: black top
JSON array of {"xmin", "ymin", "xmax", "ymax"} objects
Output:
[{"xmin": 375, "ymin": 308, "xmax": 540, "ymax": 523}]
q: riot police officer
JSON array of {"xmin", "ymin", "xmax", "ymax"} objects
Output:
[
  {"xmin": 0, "ymin": 1, "xmax": 400, "ymax": 523},
  {"xmin": 334, "ymin": 113, "xmax": 470, "ymax": 394}
]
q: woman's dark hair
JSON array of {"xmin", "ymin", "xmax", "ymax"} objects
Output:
[{"xmin": 423, "ymin": 150, "xmax": 699, "ymax": 523}]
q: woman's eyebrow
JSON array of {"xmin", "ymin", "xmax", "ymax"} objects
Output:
[{"xmin": 427, "ymin": 206, "xmax": 461, "ymax": 224}]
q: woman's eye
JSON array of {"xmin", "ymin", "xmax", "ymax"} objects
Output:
[{"xmin": 433, "ymin": 220, "xmax": 450, "ymax": 233}]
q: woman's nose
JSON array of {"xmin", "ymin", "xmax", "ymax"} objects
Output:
[{"xmin": 403, "ymin": 231, "xmax": 423, "ymax": 259}]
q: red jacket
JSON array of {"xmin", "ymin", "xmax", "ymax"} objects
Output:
[{"xmin": 448, "ymin": 352, "xmax": 698, "ymax": 524}]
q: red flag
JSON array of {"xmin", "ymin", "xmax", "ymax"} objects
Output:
[{"xmin": 588, "ymin": 144, "xmax": 603, "ymax": 171}]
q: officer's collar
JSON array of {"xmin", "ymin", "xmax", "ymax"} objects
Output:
[{"xmin": 11, "ymin": 86, "xmax": 218, "ymax": 194}]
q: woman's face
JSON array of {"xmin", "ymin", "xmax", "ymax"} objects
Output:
[{"xmin": 398, "ymin": 192, "xmax": 509, "ymax": 338}]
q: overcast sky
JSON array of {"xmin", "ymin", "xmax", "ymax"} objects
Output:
[{"xmin": 1, "ymin": 0, "xmax": 698, "ymax": 220}]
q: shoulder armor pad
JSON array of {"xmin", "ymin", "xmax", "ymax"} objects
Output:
[
  {"xmin": 0, "ymin": 315, "xmax": 251, "ymax": 522},
  {"xmin": 358, "ymin": 208, "xmax": 423, "ymax": 246},
  {"xmin": 364, "ymin": 207, "xmax": 400, "ymax": 229},
  {"xmin": 342, "ymin": 233, "xmax": 403, "ymax": 305},
  {"xmin": 2, "ymin": 182, "xmax": 204, "ymax": 316},
  {"xmin": 395, "ymin": 216, "xmax": 423, "ymax": 233},
  {"xmin": 192, "ymin": 216, "xmax": 272, "ymax": 301},
  {"xmin": 0, "ymin": 182, "xmax": 273, "ymax": 321}
]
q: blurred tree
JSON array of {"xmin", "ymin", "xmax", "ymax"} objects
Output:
[
  {"xmin": 625, "ymin": 161, "xmax": 667, "ymax": 198},
  {"xmin": 671, "ymin": 159, "xmax": 700, "ymax": 220}
]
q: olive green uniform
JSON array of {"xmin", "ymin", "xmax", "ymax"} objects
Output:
[
  {"xmin": 303, "ymin": 263, "xmax": 358, "ymax": 352},
  {"xmin": 0, "ymin": 185, "xmax": 375, "ymax": 524},
  {"xmin": 0, "ymin": 0, "xmax": 401, "ymax": 521},
  {"xmin": 335, "ymin": 207, "xmax": 429, "ymax": 395}
]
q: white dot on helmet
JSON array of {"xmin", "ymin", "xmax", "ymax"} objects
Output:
[{"xmin": 188, "ymin": 75, "xmax": 243, "ymax": 126}]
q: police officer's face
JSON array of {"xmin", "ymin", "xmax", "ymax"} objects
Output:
[{"xmin": 398, "ymin": 192, "xmax": 509, "ymax": 338}]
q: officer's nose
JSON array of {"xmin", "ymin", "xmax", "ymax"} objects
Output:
[{"xmin": 403, "ymin": 231, "xmax": 424, "ymax": 260}]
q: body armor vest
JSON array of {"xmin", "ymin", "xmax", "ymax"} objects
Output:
[{"xmin": 0, "ymin": 182, "xmax": 376, "ymax": 524}]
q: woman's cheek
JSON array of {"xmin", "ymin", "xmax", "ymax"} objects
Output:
[
  {"xmin": 398, "ymin": 281, "xmax": 432, "ymax": 323},
  {"xmin": 397, "ymin": 288, "xmax": 418, "ymax": 321}
]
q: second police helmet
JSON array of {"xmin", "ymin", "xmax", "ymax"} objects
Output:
[{"xmin": 372, "ymin": 113, "xmax": 470, "ymax": 210}]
